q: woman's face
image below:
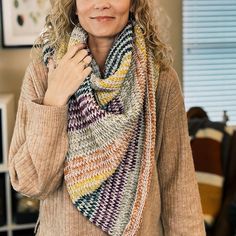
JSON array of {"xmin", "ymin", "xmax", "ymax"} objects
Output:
[{"xmin": 75, "ymin": 0, "xmax": 132, "ymax": 39}]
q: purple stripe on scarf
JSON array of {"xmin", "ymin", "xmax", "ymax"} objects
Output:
[
  {"xmin": 107, "ymin": 96, "xmax": 124, "ymax": 114},
  {"xmin": 68, "ymin": 93, "xmax": 106, "ymax": 131},
  {"xmin": 91, "ymin": 115, "xmax": 142, "ymax": 230}
]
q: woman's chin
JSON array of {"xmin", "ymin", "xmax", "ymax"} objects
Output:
[{"xmin": 88, "ymin": 31, "xmax": 118, "ymax": 39}]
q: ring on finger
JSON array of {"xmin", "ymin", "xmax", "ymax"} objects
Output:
[{"xmin": 81, "ymin": 60, "xmax": 87, "ymax": 69}]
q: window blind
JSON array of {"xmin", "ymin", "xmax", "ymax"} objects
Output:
[{"xmin": 183, "ymin": 0, "xmax": 236, "ymax": 125}]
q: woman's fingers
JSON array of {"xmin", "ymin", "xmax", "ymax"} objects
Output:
[
  {"xmin": 83, "ymin": 55, "xmax": 92, "ymax": 64},
  {"xmin": 45, "ymin": 43, "xmax": 93, "ymax": 106},
  {"xmin": 82, "ymin": 66, "xmax": 92, "ymax": 78},
  {"xmin": 62, "ymin": 43, "xmax": 86, "ymax": 62},
  {"xmin": 48, "ymin": 59, "xmax": 56, "ymax": 76},
  {"xmin": 78, "ymin": 55, "xmax": 92, "ymax": 69},
  {"xmin": 71, "ymin": 49, "xmax": 89, "ymax": 65}
]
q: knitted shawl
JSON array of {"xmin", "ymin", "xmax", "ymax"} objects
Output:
[{"xmin": 43, "ymin": 22, "xmax": 159, "ymax": 236}]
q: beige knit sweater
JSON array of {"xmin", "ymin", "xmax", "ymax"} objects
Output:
[{"xmin": 8, "ymin": 61, "xmax": 206, "ymax": 236}]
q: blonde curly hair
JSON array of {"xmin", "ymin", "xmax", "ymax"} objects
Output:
[{"xmin": 34, "ymin": 0, "xmax": 173, "ymax": 70}]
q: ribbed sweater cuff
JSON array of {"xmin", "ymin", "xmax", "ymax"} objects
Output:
[{"xmin": 26, "ymin": 98, "xmax": 68, "ymax": 133}]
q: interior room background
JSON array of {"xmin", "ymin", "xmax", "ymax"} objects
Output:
[{"xmin": 1, "ymin": 0, "xmax": 236, "ymax": 236}]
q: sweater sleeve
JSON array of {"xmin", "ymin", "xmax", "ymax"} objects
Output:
[
  {"xmin": 8, "ymin": 62, "xmax": 69, "ymax": 200},
  {"xmin": 157, "ymin": 68, "xmax": 206, "ymax": 235}
]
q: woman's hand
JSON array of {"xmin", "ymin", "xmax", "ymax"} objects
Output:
[{"xmin": 43, "ymin": 43, "xmax": 92, "ymax": 106}]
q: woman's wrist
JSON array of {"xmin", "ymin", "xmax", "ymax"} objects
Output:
[{"xmin": 43, "ymin": 92, "xmax": 67, "ymax": 106}]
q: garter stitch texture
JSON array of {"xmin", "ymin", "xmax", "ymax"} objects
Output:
[{"xmin": 43, "ymin": 22, "xmax": 159, "ymax": 236}]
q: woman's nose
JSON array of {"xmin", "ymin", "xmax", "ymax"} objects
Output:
[{"xmin": 94, "ymin": 1, "xmax": 111, "ymax": 10}]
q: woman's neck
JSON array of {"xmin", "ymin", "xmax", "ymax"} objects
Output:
[{"xmin": 88, "ymin": 36, "xmax": 115, "ymax": 74}]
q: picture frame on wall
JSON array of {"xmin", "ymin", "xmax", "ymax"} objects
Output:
[{"xmin": 0, "ymin": 0, "xmax": 51, "ymax": 48}]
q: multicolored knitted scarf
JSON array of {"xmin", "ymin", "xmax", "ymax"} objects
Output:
[{"xmin": 43, "ymin": 21, "xmax": 159, "ymax": 236}]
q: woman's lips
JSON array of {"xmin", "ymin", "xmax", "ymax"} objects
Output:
[{"xmin": 91, "ymin": 16, "xmax": 115, "ymax": 22}]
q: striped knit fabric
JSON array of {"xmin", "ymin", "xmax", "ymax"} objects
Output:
[
  {"xmin": 43, "ymin": 22, "xmax": 159, "ymax": 236},
  {"xmin": 189, "ymin": 119, "xmax": 233, "ymax": 227}
]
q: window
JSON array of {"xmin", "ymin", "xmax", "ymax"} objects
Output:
[{"xmin": 183, "ymin": 0, "xmax": 236, "ymax": 125}]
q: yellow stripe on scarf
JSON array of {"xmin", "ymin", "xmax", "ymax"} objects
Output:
[{"xmin": 69, "ymin": 169, "xmax": 115, "ymax": 200}]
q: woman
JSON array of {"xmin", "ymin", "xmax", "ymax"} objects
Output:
[{"xmin": 8, "ymin": 0, "xmax": 205, "ymax": 235}]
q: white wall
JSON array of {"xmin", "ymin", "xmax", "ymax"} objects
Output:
[{"xmin": 159, "ymin": 0, "xmax": 182, "ymax": 81}]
